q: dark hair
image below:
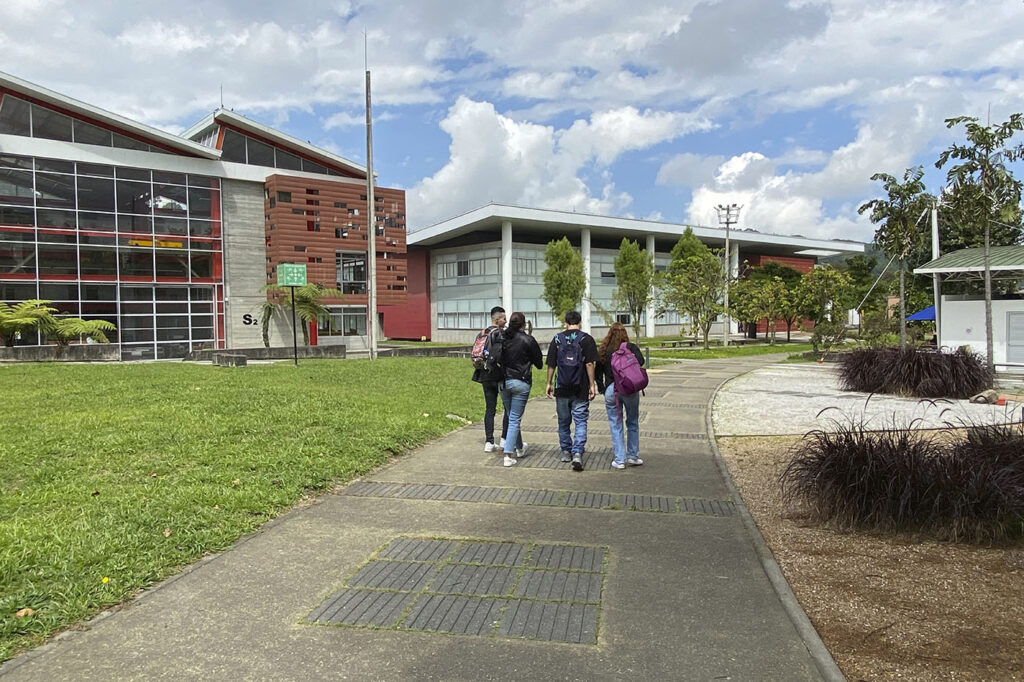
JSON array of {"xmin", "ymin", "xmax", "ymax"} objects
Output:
[
  {"xmin": 490, "ymin": 306, "xmax": 505, "ymax": 319},
  {"xmin": 564, "ymin": 310, "xmax": 582, "ymax": 326},
  {"xmin": 598, "ymin": 322, "xmax": 630, "ymax": 363},
  {"xmin": 508, "ymin": 312, "xmax": 526, "ymax": 332}
]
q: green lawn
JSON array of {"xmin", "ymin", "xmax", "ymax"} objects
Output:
[
  {"xmin": 649, "ymin": 342, "xmax": 814, "ymax": 360},
  {"xmin": 0, "ymin": 358, "xmax": 545, "ymax": 662}
]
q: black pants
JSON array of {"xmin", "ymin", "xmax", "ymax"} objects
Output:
[{"xmin": 482, "ymin": 381, "xmax": 522, "ymax": 447}]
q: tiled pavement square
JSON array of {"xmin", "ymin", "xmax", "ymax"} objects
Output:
[{"xmin": 308, "ymin": 538, "xmax": 606, "ymax": 644}]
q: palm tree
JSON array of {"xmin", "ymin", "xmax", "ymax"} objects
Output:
[
  {"xmin": 49, "ymin": 318, "xmax": 117, "ymax": 353},
  {"xmin": 0, "ymin": 300, "xmax": 58, "ymax": 347},
  {"xmin": 260, "ymin": 283, "xmax": 344, "ymax": 346}
]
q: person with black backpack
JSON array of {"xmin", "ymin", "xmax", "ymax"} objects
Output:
[
  {"xmin": 498, "ymin": 312, "xmax": 543, "ymax": 467},
  {"xmin": 596, "ymin": 322, "xmax": 648, "ymax": 470},
  {"xmin": 471, "ymin": 306, "xmax": 522, "ymax": 455},
  {"xmin": 545, "ymin": 310, "xmax": 598, "ymax": 471}
]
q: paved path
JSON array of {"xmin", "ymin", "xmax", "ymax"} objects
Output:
[{"xmin": 2, "ymin": 357, "xmax": 837, "ymax": 681}]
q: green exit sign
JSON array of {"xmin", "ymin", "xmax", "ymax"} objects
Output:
[{"xmin": 277, "ymin": 263, "xmax": 307, "ymax": 287}]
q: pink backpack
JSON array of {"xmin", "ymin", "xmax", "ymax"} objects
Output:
[{"xmin": 610, "ymin": 342, "xmax": 649, "ymax": 396}]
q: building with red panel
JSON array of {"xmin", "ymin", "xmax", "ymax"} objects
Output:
[{"xmin": 0, "ymin": 71, "xmax": 405, "ymax": 359}]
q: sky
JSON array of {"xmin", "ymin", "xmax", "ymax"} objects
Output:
[{"xmin": 2, "ymin": 0, "xmax": 1022, "ymax": 242}]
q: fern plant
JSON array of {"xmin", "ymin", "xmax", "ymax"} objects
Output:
[
  {"xmin": 0, "ymin": 300, "xmax": 58, "ymax": 346},
  {"xmin": 49, "ymin": 318, "xmax": 117, "ymax": 348}
]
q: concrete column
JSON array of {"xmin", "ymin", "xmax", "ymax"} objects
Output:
[
  {"xmin": 501, "ymin": 220, "xmax": 513, "ymax": 311},
  {"xmin": 581, "ymin": 228, "xmax": 592, "ymax": 334},
  {"xmin": 728, "ymin": 246, "xmax": 740, "ymax": 335},
  {"xmin": 645, "ymin": 234, "xmax": 656, "ymax": 339}
]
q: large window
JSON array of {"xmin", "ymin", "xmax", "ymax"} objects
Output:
[
  {"xmin": 320, "ymin": 306, "xmax": 366, "ymax": 336},
  {"xmin": 336, "ymin": 251, "xmax": 367, "ymax": 295},
  {"xmin": 0, "ymin": 95, "xmax": 161, "ymax": 152},
  {"xmin": 217, "ymin": 128, "xmax": 344, "ymax": 177}
]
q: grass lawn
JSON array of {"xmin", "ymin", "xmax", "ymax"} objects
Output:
[
  {"xmin": 650, "ymin": 342, "xmax": 814, "ymax": 360},
  {"xmin": 0, "ymin": 357, "xmax": 545, "ymax": 663}
]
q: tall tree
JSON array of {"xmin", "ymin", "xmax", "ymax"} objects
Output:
[
  {"xmin": 613, "ymin": 238, "xmax": 656, "ymax": 339},
  {"xmin": 659, "ymin": 229, "xmax": 724, "ymax": 349},
  {"xmin": 937, "ymin": 113, "xmax": 1024, "ymax": 373},
  {"xmin": 732, "ymin": 276, "xmax": 789, "ymax": 344},
  {"xmin": 541, "ymin": 237, "xmax": 586, "ymax": 320},
  {"xmin": 749, "ymin": 261, "xmax": 803, "ymax": 341},
  {"xmin": 858, "ymin": 167, "xmax": 932, "ymax": 348},
  {"xmin": 797, "ymin": 266, "xmax": 854, "ymax": 352}
]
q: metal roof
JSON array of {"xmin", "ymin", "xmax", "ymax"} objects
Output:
[
  {"xmin": 408, "ymin": 203, "xmax": 865, "ymax": 257},
  {"xmin": 0, "ymin": 70, "xmax": 221, "ymax": 160},
  {"xmin": 182, "ymin": 109, "xmax": 367, "ymax": 177},
  {"xmin": 915, "ymin": 246, "xmax": 1024, "ymax": 280}
]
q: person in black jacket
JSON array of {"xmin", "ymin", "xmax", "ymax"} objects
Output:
[
  {"xmin": 472, "ymin": 306, "xmax": 521, "ymax": 454},
  {"xmin": 498, "ymin": 312, "xmax": 543, "ymax": 467},
  {"xmin": 596, "ymin": 322, "xmax": 645, "ymax": 469}
]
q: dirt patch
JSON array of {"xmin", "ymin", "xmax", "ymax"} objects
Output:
[{"xmin": 719, "ymin": 435, "xmax": 1024, "ymax": 682}]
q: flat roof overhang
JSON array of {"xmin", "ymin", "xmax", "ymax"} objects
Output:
[
  {"xmin": 916, "ymin": 246, "xmax": 1024, "ymax": 281},
  {"xmin": 408, "ymin": 204, "xmax": 865, "ymax": 258}
]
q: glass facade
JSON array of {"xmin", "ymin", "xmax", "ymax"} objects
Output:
[
  {"xmin": 319, "ymin": 306, "xmax": 367, "ymax": 336},
  {"xmin": 0, "ymin": 151, "xmax": 224, "ymax": 359},
  {"xmin": 218, "ymin": 128, "xmax": 345, "ymax": 177}
]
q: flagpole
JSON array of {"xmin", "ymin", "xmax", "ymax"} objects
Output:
[{"xmin": 365, "ymin": 38, "xmax": 378, "ymax": 360}]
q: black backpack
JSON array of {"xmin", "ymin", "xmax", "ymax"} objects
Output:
[{"xmin": 555, "ymin": 331, "xmax": 584, "ymax": 388}]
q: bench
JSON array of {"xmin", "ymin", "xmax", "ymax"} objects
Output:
[
  {"xmin": 659, "ymin": 339, "xmax": 697, "ymax": 348},
  {"xmin": 213, "ymin": 353, "xmax": 247, "ymax": 367}
]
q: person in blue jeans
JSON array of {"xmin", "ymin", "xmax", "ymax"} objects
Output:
[
  {"xmin": 545, "ymin": 310, "xmax": 597, "ymax": 472},
  {"xmin": 596, "ymin": 322, "xmax": 645, "ymax": 469},
  {"xmin": 498, "ymin": 312, "xmax": 543, "ymax": 467}
]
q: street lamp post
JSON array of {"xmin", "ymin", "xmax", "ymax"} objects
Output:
[{"xmin": 715, "ymin": 204, "xmax": 742, "ymax": 347}]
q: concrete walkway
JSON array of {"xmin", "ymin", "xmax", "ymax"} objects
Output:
[{"xmin": 2, "ymin": 357, "xmax": 837, "ymax": 681}]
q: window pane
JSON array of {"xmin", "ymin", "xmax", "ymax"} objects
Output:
[
  {"xmin": 79, "ymin": 246, "xmax": 118, "ymax": 276},
  {"xmin": 116, "ymin": 167, "xmax": 150, "ymax": 181},
  {"xmin": 119, "ymin": 249, "xmax": 153, "ymax": 277},
  {"xmin": 0, "ymin": 206, "xmax": 34, "ymax": 226},
  {"xmin": 302, "ymin": 158, "xmax": 327, "ymax": 174},
  {"xmin": 189, "ymin": 219, "xmax": 213, "ymax": 236},
  {"xmin": 39, "ymin": 283, "xmax": 78, "ymax": 299},
  {"xmin": 121, "ymin": 328, "xmax": 155, "ymax": 343},
  {"xmin": 246, "ymin": 137, "xmax": 274, "ymax": 166},
  {"xmin": 73, "ymin": 119, "xmax": 113, "ymax": 146},
  {"xmin": 35, "ymin": 173, "xmax": 76, "ymax": 208},
  {"xmin": 190, "ymin": 252, "xmax": 213, "ymax": 278},
  {"xmin": 37, "ymin": 209, "xmax": 76, "ymax": 228},
  {"xmin": 78, "ymin": 211, "xmax": 116, "ymax": 232},
  {"xmin": 35, "ymin": 159, "xmax": 74, "ymax": 173},
  {"xmin": 188, "ymin": 174, "xmax": 218, "ymax": 188},
  {"xmin": 112, "ymin": 133, "xmax": 149, "ymax": 151},
  {"xmin": 77, "ymin": 175, "xmax": 115, "ymax": 212},
  {"xmin": 154, "ymin": 217, "xmax": 187, "ymax": 236},
  {"xmin": 118, "ymin": 214, "xmax": 152, "ymax": 234},
  {"xmin": 221, "ymin": 129, "xmax": 246, "ymax": 162},
  {"xmin": 116, "ymin": 179, "xmax": 152, "ymax": 214},
  {"xmin": 187, "ymin": 187, "xmax": 213, "ymax": 219},
  {"xmin": 77, "ymin": 162, "xmax": 114, "ymax": 177},
  {"xmin": 0, "ymin": 168, "xmax": 34, "ymax": 205},
  {"xmin": 81, "ymin": 283, "xmax": 116, "ymax": 300},
  {"xmin": 0, "ymin": 241, "xmax": 35, "ymax": 274},
  {"xmin": 276, "ymin": 149, "xmax": 301, "ymax": 171},
  {"xmin": 37, "ymin": 244, "xmax": 78, "ymax": 275},
  {"xmin": 151, "ymin": 183, "xmax": 187, "ymax": 215},
  {"xmin": 155, "ymin": 286, "xmax": 189, "ymax": 301},
  {"xmin": 153, "ymin": 171, "xmax": 186, "ymax": 185},
  {"xmin": 0, "ymin": 96, "xmax": 31, "ymax": 136},
  {"xmin": 155, "ymin": 250, "xmax": 189, "ymax": 277},
  {"xmin": 32, "ymin": 105, "xmax": 73, "ymax": 141}
]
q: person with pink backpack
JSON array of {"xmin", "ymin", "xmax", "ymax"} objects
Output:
[{"xmin": 595, "ymin": 322, "xmax": 649, "ymax": 469}]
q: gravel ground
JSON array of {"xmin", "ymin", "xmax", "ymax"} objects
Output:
[{"xmin": 713, "ymin": 363, "xmax": 1023, "ymax": 436}]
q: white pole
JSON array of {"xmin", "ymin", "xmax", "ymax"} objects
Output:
[
  {"xmin": 581, "ymin": 228, "xmax": 591, "ymax": 334},
  {"xmin": 931, "ymin": 200, "xmax": 941, "ymax": 346},
  {"xmin": 365, "ymin": 68, "xmax": 377, "ymax": 360}
]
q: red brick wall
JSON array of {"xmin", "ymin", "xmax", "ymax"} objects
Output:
[{"xmin": 744, "ymin": 253, "xmax": 816, "ymax": 334}]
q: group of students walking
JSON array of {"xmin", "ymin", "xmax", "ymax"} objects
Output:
[{"xmin": 471, "ymin": 307, "xmax": 648, "ymax": 471}]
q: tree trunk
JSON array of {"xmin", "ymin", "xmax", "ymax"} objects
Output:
[
  {"xmin": 898, "ymin": 258, "xmax": 907, "ymax": 348},
  {"xmin": 984, "ymin": 222, "xmax": 994, "ymax": 374}
]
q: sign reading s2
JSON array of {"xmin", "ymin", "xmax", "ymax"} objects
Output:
[{"xmin": 242, "ymin": 314, "xmax": 258, "ymax": 326}]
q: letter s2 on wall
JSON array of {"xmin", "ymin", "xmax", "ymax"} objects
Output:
[{"xmin": 242, "ymin": 314, "xmax": 258, "ymax": 326}]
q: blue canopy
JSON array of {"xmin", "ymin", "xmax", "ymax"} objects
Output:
[{"xmin": 905, "ymin": 305, "xmax": 936, "ymax": 321}]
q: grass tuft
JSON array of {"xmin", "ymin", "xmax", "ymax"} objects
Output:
[
  {"xmin": 780, "ymin": 409, "xmax": 1024, "ymax": 543},
  {"xmin": 837, "ymin": 346, "xmax": 992, "ymax": 399}
]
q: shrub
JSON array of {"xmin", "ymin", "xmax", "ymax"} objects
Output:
[
  {"xmin": 838, "ymin": 346, "xmax": 991, "ymax": 399},
  {"xmin": 780, "ymin": 411, "xmax": 1024, "ymax": 543},
  {"xmin": 809, "ymin": 319, "xmax": 846, "ymax": 352}
]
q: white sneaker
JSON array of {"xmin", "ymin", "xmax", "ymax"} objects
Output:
[
  {"xmin": 499, "ymin": 438, "xmax": 506, "ymax": 448},
  {"xmin": 503, "ymin": 455, "xmax": 517, "ymax": 467},
  {"xmin": 515, "ymin": 442, "xmax": 528, "ymax": 458},
  {"xmin": 484, "ymin": 442, "xmax": 496, "ymax": 452}
]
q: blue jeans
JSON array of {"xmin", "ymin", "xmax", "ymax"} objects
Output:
[
  {"xmin": 604, "ymin": 383, "xmax": 640, "ymax": 464},
  {"xmin": 556, "ymin": 396, "xmax": 590, "ymax": 455},
  {"xmin": 482, "ymin": 381, "xmax": 518, "ymax": 447},
  {"xmin": 499, "ymin": 379, "xmax": 531, "ymax": 455}
]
